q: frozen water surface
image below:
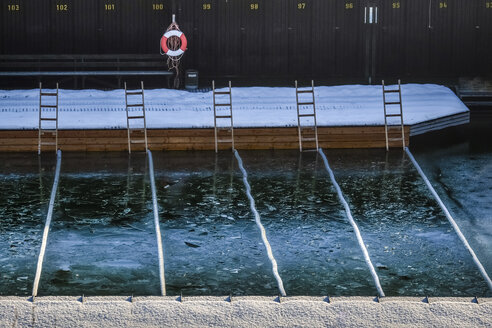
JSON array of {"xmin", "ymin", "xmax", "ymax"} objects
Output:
[
  {"xmin": 239, "ymin": 151, "xmax": 376, "ymax": 296},
  {"xmin": 326, "ymin": 149, "xmax": 490, "ymax": 297},
  {"xmin": 153, "ymin": 152, "xmax": 277, "ymax": 296},
  {"xmin": 0, "ymin": 153, "xmax": 56, "ymax": 295},
  {"xmin": 1, "ymin": 123, "xmax": 491, "ymax": 297},
  {"xmin": 412, "ymin": 111, "xmax": 492, "ymax": 288},
  {"xmin": 38, "ymin": 153, "xmax": 160, "ymax": 296}
]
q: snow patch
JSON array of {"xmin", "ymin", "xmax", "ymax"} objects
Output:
[{"xmin": 0, "ymin": 84, "xmax": 468, "ymax": 130}]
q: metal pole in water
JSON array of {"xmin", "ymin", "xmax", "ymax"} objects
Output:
[
  {"xmin": 318, "ymin": 148, "xmax": 385, "ymax": 297},
  {"xmin": 147, "ymin": 150, "xmax": 166, "ymax": 296},
  {"xmin": 32, "ymin": 149, "xmax": 62, "ymax": 298},
  {"xmin": 233, "ymin": 150, "xmax": 287, "ymax": 297},
  {"xmin": 405, "ymin": 147, "xmax": 492, "ymax": 292}
]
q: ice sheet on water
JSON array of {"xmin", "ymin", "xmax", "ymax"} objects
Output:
[
  {"xmin": 326, "ymin": 148, "xmax": 490, "ymax": 297},
  {"xmin": 234, "ymin": 151, "xmax": 377, "ymax": 296},
  {"xmin": 156, "ymin": 154, "xmax": 279, "ymax": 296},
  {"xmin": 413, "ymin": 141, "xmax": 492, "ymax": 285},
  {"xmin": 0, "ymin": 156, "xmax": 54, "ymax": 295},
  {"xmin": 2, "ymin": 150, "xmax": 490, "ymax": 297},
  {"xmin": 39, "ymin": 168, "xmax": 160, "ymax": 296}
]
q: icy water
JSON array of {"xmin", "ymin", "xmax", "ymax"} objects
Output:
[
  {"xmin": 412, "ymin": 110, "xmax": 492, "ymax": 287},
  {"xmin": 0, "ymin": 154, "xmax": 56, "ymax": 295},
  {"xmin": 0, "ymin": 113, "xmax": 491, "ymax": 297},
  {"xmin": 153, "ymin": 153, "xmax": 277, "ymax": 296},
  {"xmin": 326, "ymin": 149, "xmax": 490, "ymax": 296},
  {"xmin": 38, "ymin": 154, "xmax": 161, "ymax": 296}
]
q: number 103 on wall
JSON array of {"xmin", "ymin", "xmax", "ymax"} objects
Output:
[{"xmin": 7, "ymin": 4, "xmax": 20, "ymax": 11}]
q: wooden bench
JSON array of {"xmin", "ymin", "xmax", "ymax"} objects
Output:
[{"xmin": 0, "ymin": 54, "xmax": 174, "ymax": 88}]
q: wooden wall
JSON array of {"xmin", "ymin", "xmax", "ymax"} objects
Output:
[
  {"xmin": 0, "ymin": 126, "xmax": 410, "ymax": 152},
  {"xmin": 1, "ymin": 0, "xmax": 491, "ymax": 79}
]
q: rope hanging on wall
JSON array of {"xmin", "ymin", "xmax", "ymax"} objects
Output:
[{"xmin": 160, "ymin": 15, "xmax": 188, "ymax": 89}]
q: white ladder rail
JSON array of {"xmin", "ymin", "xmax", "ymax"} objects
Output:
[
  {"xmin": 213, "ymin": 80, "xmax": 234, "ymax": 153},
  {"xmin": 38, "ymin": 82, "xmax": 59, "ymax": 155},
  {"xmin": 147, "ymin": 150, "xmax": 166, "ymax": 296},
  {"xmin": 405, "ymin": 148, "xmax": 492, "ymax": 292},
  {"xmin": 233, "ymin": 149, "xmax": 286, "ymax": 296},
  {"xmin": 32, "ymin": 149, "xmax": 62, "ymax": 298},
  {"xmin": 295, "ymin": 80, "xmax": 319, "ymax": 152},
  {"xmin": 318, "ymin": 148, "xmax": 385, "ymax": 297},
  {"xmin": 125, "ymin": 81, "xmax": 148, "ymax": 154},
  {"xmin": 382, "ymin": 79, "xmax": 405, "ymax": 151}
]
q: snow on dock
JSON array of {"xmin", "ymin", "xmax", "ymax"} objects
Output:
[
  {"xmin": 0, "ymin": 296, "xmax": 490, "ymax": 327},
  {"xmin": 0, "ymin": 84, "xmax": 468, "ymax": 131}
]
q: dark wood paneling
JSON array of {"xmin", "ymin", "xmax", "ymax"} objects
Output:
[
  {"xmin": 287, "ymin": 0, "xmax": 313, "ymax": 77},
  {"xmin": 429, "ymin": 0, "xmax": 454, "ymax": 76},
  {"xmin": 404, "ymin": 0, "xmax": 429, "ymax": 77},
  {"xmin": 241, "ymin": 0, "xmax": 265, "ymax": 76},
  {"xmin": 2, "ymin": 0, "xmax": 30, "ymax": 54},
  {"xmin": 72, "ymin": 0, "xmax": 97, "ymax": 54},
  {"xmin": 183, "ymin": 0, "xmax": 216, "ymax": 75},
  {"xmin": 0, "ymin": 0, "xmax": 5, "ymax": 54},
  {"xmin": 311, "ymin": 0, "xmax": 336, "ymax": 77},
  {"xmin": 477, "ymin": 0, "xmax": 492, "ymax": 75},
  {"xmin": 0, "ymin": 0, "xmax": 489, "ymax": 79},
  {"xmin": 334, "ymin": 0, "xmax": 365, "ymax": 78},
  {"xmin": 97, "ymin": 0, "xmax": 122, "ymax": 54},
  {"xmin": 451, "ymin": 0, "xmax": 478, "ymax": 76},
  {"xmin": 215, "ymin": 0, "xmax": 241, "ymax": 76},
  {"xmin": 49, "ymin": 0, "xmax": 74, "ymax": 53},
  {"xmin": 264, "ymin": 0, "xmax": 288, "ymax": 75},
  {"xmin": 377, "ymin": 0, "xmax": 407, "ymax": 78}
]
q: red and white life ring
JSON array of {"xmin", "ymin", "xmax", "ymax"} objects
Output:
[{"xmin": 160, "ymin": 30, "xmax": 187, "ymax": 56}]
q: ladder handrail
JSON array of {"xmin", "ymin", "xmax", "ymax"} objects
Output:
[
  {"xmin": 295, "ymin": 80, "xmax": 319, "ymax": 152},
  {"xmin": 141, "ymin": 81, "xmax": 149, "ymax": 151},
  {"xmin": 213, "ymin": 80, "xmax": 234, "ymax": 153}
]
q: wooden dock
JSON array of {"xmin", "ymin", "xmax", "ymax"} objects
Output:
[
  {"xmin": 409, "ymin": 111, "xmax": 470, "ymax": 136},
  {"xmin": 0, "ymin": 126, "xmax": 410, "ymax": 152}
]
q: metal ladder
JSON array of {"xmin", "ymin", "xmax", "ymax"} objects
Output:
[
  {"xmin": 213, "ymin": 80, "xmax": 234, "ymax": 153},
  {"xmin": 38, "ymin": 82, "xmax": 59, "ymax": 154},
  {"xmin": 295, "ymin": 80, "xmax": 319, "ymax": 152},
  {"xmin": 125, "ymin": 81, "xmax": 148, "ymax": 154},
  {"xmin": 382, "ymin": 79, "xmax": 405, "ymax": 151}
]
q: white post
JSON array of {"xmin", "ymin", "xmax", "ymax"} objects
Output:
[
  {"xmin": 32, "ymin": 149, "xmax": 62, "ymax": 298},
  {"xmin": 405, "ymin": 148, "xmax": 492, "ymax": 292},
  {"xmin": 147, "ymin": 150, "xmax": 166, "ymax": 296}
]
